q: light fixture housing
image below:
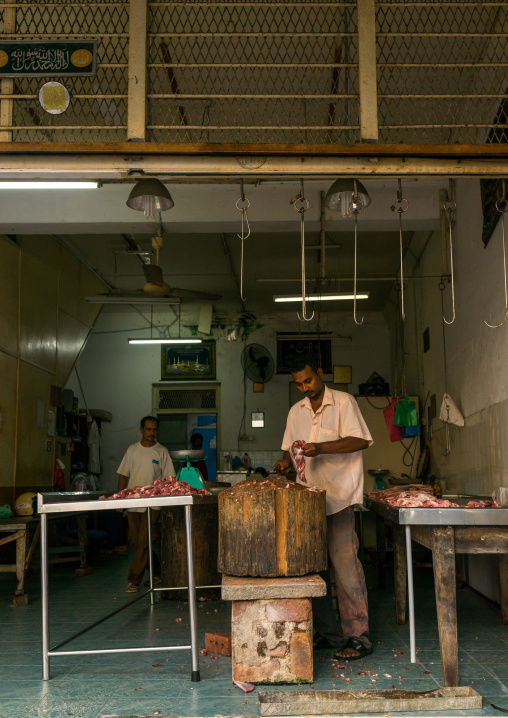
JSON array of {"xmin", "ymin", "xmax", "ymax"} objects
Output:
[
  {"xmin": 0, "ymin": 181, "xmax": 99, "ymax": 189},
  {"xmin": 85, "ymin": 296, "xmax": 180, "ymax": 305},
  {"xmin": 128, "ymin": 338, "xmax": 202, "ymax": 345},
  {"xmin": 274, "ymin": 292, "xmax": 369, "ymax": 303},
  {"xmin": 126, "ymin": 178, "xmax": 174, "ymax": 218},
  {"xmin": 324, "ymin": 178, "xmax": 371, "ymax": 217}
]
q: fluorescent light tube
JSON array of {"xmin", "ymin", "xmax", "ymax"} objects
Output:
[
  {"xmin": 128, "ymin": 338, "xmax": 202, "ymax": 344},
  {"xmin": 0, "ymin": 181, "xmax": 99, "ymax": 189},
  {"xmin": 274, "ymin": 292, "xmax": 369, "ymax": 303}
]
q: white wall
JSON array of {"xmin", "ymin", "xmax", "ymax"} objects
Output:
[
  {"xmin": 66, "ymin": 305, "xmax": 390, "ymax": 491},
  {"xmin": 387, "ymin": 177, "xmax": 508, "ymax": 601}
]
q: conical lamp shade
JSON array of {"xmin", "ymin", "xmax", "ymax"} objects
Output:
[
  {"xmin": 324, "ymin": 178, "xmax": 370, "ymax": 216},
  {"xmin": 126, "ymin": 178, "xmax": 174, "ymax": 218}
]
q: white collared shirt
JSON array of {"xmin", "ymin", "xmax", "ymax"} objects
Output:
[{"xmin": 281, "ymin": 386, "xmax": 373, "ymax": 515}]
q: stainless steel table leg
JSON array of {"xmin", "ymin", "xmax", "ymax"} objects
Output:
[
  {"xmin": 184, "ymin": 505, "xmax": 200, "ymax": 682},
  {"xmin": 405, "ymin": 525, "xmax": 416, "ymax": 663},
  {"xmin": 147, "ymin": 507, "xmax": 154, "ymax": 606},
  {"xmin": 41, "ymin": 514, "xmax": 50, "ymax": 680}
]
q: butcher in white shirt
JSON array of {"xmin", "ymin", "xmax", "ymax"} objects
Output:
[
  {"xmin": 117, "ymin": 415, "xmax": 174, "ymax": 593},
  {"xmin": 275, "ymin": 355, "xmax": 373, "ymax": 661}
]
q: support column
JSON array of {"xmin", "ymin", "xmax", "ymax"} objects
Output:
[
  {"xmin": 357, "ymin": 0, "xmax": 379, "ymax": 142},
  {"xmin": 127, "ymin": 0, "xmax": 148, "ymax": 141},
  {"xmin": 499, "ymin": 554, "xmax": 508, "ymax": 626},
  {"xmin": 433, "ymin": 527, "xmax": 458, "ymax": 687},
  {"xmin": 0, "ymin": 0, "xmax": 16, "ymax": 142}
]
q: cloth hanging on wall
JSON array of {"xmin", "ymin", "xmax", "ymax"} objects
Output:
[
  {"xmin": 87, "ymin": 419, "xmax": 101, "ymax": 474},
  {"xmin": 439, "ymin": 393, "xmax": 464, "ymax": 427}
]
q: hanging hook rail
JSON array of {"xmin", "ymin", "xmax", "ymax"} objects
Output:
[
  {"xmin": 443, "ymin": 179, "xmax": 457, "ymax": 325},
  {"xmin": 484, "ymin": 179, "xmax": 508, "ymax": 329},
  {"xmin": 292, "ymin": 179, "xmax": 314, "ymax": 322},
  {"xmin": 390, "ymin": 179, "xmax": 409, "ymax": 321},
  {"xmin": 236, "ymin": 178, "xmax": 251, "ymax": 302}
]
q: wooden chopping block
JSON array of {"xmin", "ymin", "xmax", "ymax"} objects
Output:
[{"xmin": 218, "ymin": 477, "xmax": 327, "ymax": 577}]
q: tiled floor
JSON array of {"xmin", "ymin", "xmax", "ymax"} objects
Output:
[{"xmin": 1, "ymin": 550, "xmax": 507, "ymax": 718}]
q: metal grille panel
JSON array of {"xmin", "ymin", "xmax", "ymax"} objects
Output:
[
  {"xmin": 147, "ymin": 1, "xmax": 360, "ymax": 144},
  {"xmin": 157, "ymin": 389, "xmax": 217, "ymax": 410},
  {"xmin": 376, "ymin": 1, "xmax": 508, "ymax": 144},
  {"xmin": 0, "ymin": 1, "xmax": 128, "ymax": 142}
]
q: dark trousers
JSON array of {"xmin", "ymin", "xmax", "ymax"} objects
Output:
[{"xmin": 312, "ymin": 506, "xmax": 371, "ymax": 649}]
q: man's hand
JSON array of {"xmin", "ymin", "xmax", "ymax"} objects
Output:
[
  {"xmin": 303, "ymin": 443, "xmax": 322, "ymax": 457},
  {"xmin": 274, "ymin": 460, "xmax": 291, "ymax": 475}
]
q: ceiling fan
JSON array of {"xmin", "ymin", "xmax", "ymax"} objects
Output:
[{"xmin": 91, "ymin": 230, "xmax": 222, "ymax": 303}]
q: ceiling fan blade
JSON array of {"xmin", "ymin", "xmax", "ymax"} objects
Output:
[
  {"xmin": 143, "ymin": 264, "xmax": 165, "ymax": 286},
  {"xmin": 167, "ymin": 287, "xmax": 222, "ymax": 301}
]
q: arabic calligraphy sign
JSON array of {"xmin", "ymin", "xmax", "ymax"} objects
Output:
[{"xmin": 0, "ymin": 41, "xmax": 97, "ymax": 76}]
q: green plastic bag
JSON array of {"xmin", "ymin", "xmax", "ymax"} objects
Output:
[
  {"xmin": 394, "ymin": 395, "xmax": 418, "ymax": 427},
  {"xmin": 0, "ymin": 504, "xmax": 13, "ymax": 519}
]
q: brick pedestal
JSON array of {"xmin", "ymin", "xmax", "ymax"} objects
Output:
[{"xmin": 222, "ymin": 574, "xmax": 326, "ymax": 684}]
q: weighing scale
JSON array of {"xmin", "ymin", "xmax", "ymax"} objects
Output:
[{"xmin": 169, "ymin": 450, "xmax": 207, "ymax": 490}]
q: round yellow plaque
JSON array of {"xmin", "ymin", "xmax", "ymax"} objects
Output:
[
  {"xmin": 70, "ymin": 49, "xmax": 92, "ymax": 68},
  {"xmin": 0, "ymin": 50, "xmax": 9, "ymax": 68}
]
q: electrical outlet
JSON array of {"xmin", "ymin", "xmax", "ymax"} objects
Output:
[{"xmin": 45, "ymin": 440, "xmax": 52, "ymax": 452}]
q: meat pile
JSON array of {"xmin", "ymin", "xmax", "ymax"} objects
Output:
[
  {"xmin": 466, "ymin": 499, "xmax": 498, "ymax": 508},
  {"xmin": 388, "ymin": 492, "xmax": 459, "ymax": 508},
  {"xmin": 290, "ymin": 440, "xmax": 307, "ymax": 484},
  {"xmin": 99, "ymin": 477, "xmax": 211, "ymax": 501},
  {"xmin": 367, "ymin": 484, "xmax": 433, "ymax": 502}
]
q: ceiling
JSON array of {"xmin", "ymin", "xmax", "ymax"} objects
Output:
[{"xmin": 0, "ymin": 176, "xmax": 445, "ymax": 316}]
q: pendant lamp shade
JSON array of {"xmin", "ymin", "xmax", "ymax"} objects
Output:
[
  {"xmin": 324, "ymin": 178, "xmax": 371, "ymax": 216},
  {"xmin": 126, "ymin": 178, "xmax": 174, "ymax": 218}
]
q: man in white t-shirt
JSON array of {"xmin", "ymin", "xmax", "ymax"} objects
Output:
[
  {"xmin": 117, "ymin": 415, "xmax": 175, "ymax": 593},
  {"xmin": 274, "ymin": 355, "xmax": 373, "ymax": 661}
]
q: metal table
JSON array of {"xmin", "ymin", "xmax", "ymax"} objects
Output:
[
  {"xmin": 364, "ymin": 497, "xmax": 508, "ymax": 687},
  {"xmin": 38, "ymin": 491, "xmax": 218, "ymax": 682}
]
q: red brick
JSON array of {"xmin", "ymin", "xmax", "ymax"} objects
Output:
[
  {"xmin": 205, "ymin": 632, "xmax": 232, "ymax": 656},
  {"xmin": 290, "ymin": 631, "xmax": 313, "ymax": 681},
  {"xmin": 234, "ymin": 660, "xmax": 281, "ymax": 683},
  {"xmin": 232, "ymin": 600, "xmax": 249, "ymax": 620},
  {"xmin": 265, "ymin": 598, "xmax": 310, "ymax": 623},
  {"xmin": 264, "ymin": 643, "xmax": 287, "ymax": 658}
]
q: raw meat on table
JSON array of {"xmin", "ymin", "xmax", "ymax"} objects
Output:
[
  {"xmin": 290, "ymin": 440, "xmax": 307, "ymax": 484},
  {"xmin": 466, "ymin": 499, "xmax": 498, "ymax": 508},
  {"xmin": 99, "ymin": 476, "xmax": 211, "ymax": 500},
  {"xmin": 367, "ymin": 484, "xmax": 433, "ymax": 501},
  {"xmin": 387, "ymin": 492, "xmax": 459, "ymax": 508}
]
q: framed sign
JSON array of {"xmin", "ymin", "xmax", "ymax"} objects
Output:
[
  {"xmin": 333, "ymin": 365, "xmax": 352, "ymax": 384},
  {"xmin": 0, "ymin": 41, "xmax": 97, "ymax": 77},
  {"xmin": 276, "ymin": 338, "xmax": 332, "ymax": 374},
  {"xmin": 161, "ymin": 341, "xmax": 216, "ymax": 381}
]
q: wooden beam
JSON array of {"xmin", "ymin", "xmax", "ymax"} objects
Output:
[
  {"xmin": 433, "ymin": 527, "xmax": 459, "ymax": 688},
  {"xmin": 0, "ymin": 0, "xmax": 16, "ymax": 142},
  {"xmin": 357, "ymin": 0, "xmax": 379, "ymax": 141},
  {"xmin": 0, "ymin": 142, "xmax": 506, "ymax": 157},
  {"xmin": 127, "ymin": 0, "xmax": 148, "ymax": 141}
]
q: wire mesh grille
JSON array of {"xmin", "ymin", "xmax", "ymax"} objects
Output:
[
  {"xmin": 147, "ymin": 1, "xmax": 360, "ymax": 144},
  {"xmin": 157, "ymin": 389, "xmax": 217, "ymax": 411},
  {"xmin": 376, "ymin": 1, "xmax": 508, "ymax": 144},
  {"xmin": 0, "ymin": 1, "xmax": 507, "ymax": 146},
  {"xmin": 0, "ymin": 1, "xmax": 128, "ymax": 142}
]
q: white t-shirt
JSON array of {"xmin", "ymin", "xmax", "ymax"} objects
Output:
[
  {"xmin": 117, "ymin": 441, "xmax": 175, "ymax": 513},
  {"xmin": 281, "ymin": 386, "xmax": 373, "ymax": 515}
]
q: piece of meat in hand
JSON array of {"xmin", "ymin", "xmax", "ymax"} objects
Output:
[{"xmin": 290, "ymin": 440, "xmax": 307, "ymax": 484}]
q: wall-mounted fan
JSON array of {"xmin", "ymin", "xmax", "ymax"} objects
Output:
[{"xmin": 241, "ymin": 344, "xmax": 275, "ymax": 384}]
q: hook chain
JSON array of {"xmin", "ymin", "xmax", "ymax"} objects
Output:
[{"xmin": 391, "ymin": 179, "xmax": 409, "ymax": 321}]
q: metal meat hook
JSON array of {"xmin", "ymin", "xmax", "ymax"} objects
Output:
[
  {"xmin": 352, "ymin": 210, "xmax": 363, "ymax": 325},
  {"xmin": 293, "ymin": 180, "xmax": 314, "ymax": 322},
  {"xmin": 391, "ymin": 179, "xmax": 409, "ymax": 321},
  {"xmin": 443, "ymin": 180, "xmax": 457, "ymax": 325},
  {"xmin": 236, "ymin": 179, "xmax": 251, "ymax": 301},
  {"xmin": 484, "ymin": 180, "xmax": 508, "ymax": 329}
]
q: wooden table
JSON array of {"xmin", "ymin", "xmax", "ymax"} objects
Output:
[
  {"xmin": 365, "ymin": 498, "xmax": 508, "ymax": 687},
  {"xmin": 0, "ymin": 517, "xmax": 39, "ymax": 605}
]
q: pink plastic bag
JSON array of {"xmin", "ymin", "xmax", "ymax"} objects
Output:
[{"xmin": 383, "ymin": 397, "xmax": 404, "ymax": 442}]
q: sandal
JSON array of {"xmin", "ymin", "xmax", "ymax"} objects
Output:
[
  {"xmin": 333, "ymin": 637, "xmax": 373, "ymax": 661},
  {"xmin": 313, "ymin": 636, "xmax": 335, "ymax": 650},
  {"xmin": 126, "ymin": 583, "xmax": 139, "ymax": 593}
]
